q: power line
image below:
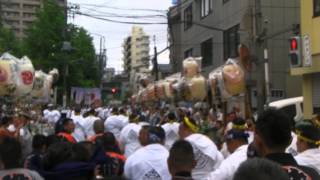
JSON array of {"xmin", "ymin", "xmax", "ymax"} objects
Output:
[
  {"xmin": 76, "ymin": 3, "xmax": 168, "ymax": 13},
  {"xmin": 72, "ymin": 10, "xmax": 225, "ymax": 31},
  {"xmin": 80, "ymin": 6, "xmax": 167, "ymax": 19},
  {"xmin": 73, "ymin": 11, "xmax": 168, "ymax": 25}
]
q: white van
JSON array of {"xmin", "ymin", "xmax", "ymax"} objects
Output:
[{"xmin": 268, "ymin": 96, "xmax": 303, "ymax": 122}]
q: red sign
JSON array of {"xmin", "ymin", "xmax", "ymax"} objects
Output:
[{"xmin": 21, "ymin": 71, "xmax": 33, "ymax": 85}]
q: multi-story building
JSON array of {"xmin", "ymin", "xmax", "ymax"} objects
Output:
[
  {"xmin": 122, "ymin": 26, "xmax": 150, "ymax": 92},
  {"xmin": 168, "ymin": 0, "xmax": 302, "ymax": 108},
  {"xmin": 0, "ymin": 0, "xmax": 66, "ymax": 39},
  {"xmin": 291, "ymin": 0, "xmax": 320, "ymax": 118}
]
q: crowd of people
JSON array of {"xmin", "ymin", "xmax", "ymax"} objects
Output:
[{"xmin": 0, "ymin": 102, "xmax": 319, "ymax": 180}]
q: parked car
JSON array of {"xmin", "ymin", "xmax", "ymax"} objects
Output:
[{"xmin": 268, "ymin": 96, "xmax": 303, "ymax": 122}]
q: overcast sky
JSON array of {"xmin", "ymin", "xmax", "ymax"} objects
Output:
[{"xmin": 68, "ymin": 0, "xmax": 173, "ymax": 72}]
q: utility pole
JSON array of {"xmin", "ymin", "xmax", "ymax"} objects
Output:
[
  {"xmin": 264, "ymin": 45, "xmax": 271, "ymax": 105},
  {"xmin": 153, "ymin": 35, "xmax": 159, "ymax": 81},
  {"xmin": 254, "ymin": 0, "xmax": 267, "ymax": 114}
]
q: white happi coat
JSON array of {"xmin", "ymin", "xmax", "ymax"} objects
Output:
[
  {"xmin": 71, "ymin": 114, "xmax": 86, "ymax": 142},
  {"xmin": 185, "ymin": 133, "xmax": 224, "ymax": 180},
  {"xmin": 206, "ymin": 145, "xmax": 248, "ymax": 180},
  {"xmin": 295, "ymin": 148, "xmax": 320, "ymax": 174},
  {"xmin": 124, "ymin": 144, "xmax": 171, "ymax": 180},
  {"xmin": 83, "ymin": 115, "xmax": 100, "ymax": 137},
  {"xmin": 46, "ymin": 110, "xmax": 61, "ymax": 124},
  {"xmin": 286, "ymin": 132, "xmax": 298, "ymax": 156},
  {"xmin": 161, "ymin": 122, "xmax": 180, "ymax": 150},
  {"xmin": 43, "ymin": 109, "xmax": 49, "ymax": 119},
  {"xmin": 119, "ymin": 123, "xmax": 142, "ymax": 157},
  {"xmin": 104, "ymin": 115, "xmax": 126, "ymax": 141},
  {"xmin": 117, "ymin": 114, "xmax": 129, "ymax": 127}
]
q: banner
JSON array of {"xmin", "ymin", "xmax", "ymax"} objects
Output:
[{"xmin": 71, "ymin": 87, "xmax": 101, "ymax": 105}]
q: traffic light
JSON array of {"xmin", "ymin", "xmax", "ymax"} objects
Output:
[
  {"xmin": 289, "ymin": 36, "xmax": 302, "ymax": 67},
  {"xmin": 111, "ymin": 88, "xmax": 117, "ymax": 94}
]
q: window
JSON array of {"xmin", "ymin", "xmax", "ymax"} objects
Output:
[
  {"xmin": 201, "ymin": 0, "xmax": 212, "ymax": 18},
  {"xmin": 184, "ymin": 4, "xmax": 193, "ymax": 30},
  {"xmin": 313, "ymin": 73, "xmax": 320, "ymax": 113},
  {"xmin": 314, "ymin": 0, "xmax": 320, "ymax": 17},
  {"xmin": 201, "ymin": 38, "xmax": 213, "ymax": 66},
  {"xmin": 223, "ymin": 25, "xmax": 239, "ymax": 60},
  {"xmin": 184, "ymin": 48, "xmax": 193, "ymax": 59},
  {"xmin": 271, "ymin": 90, "xmax": 284, "ymax": 98},
  {"xmin": 223, "ymin": 0, "xmax": 230, "ymax": 4}
]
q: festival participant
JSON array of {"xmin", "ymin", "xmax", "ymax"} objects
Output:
[
  {"xmin": 57, "ymin": 118, "xmax": 76, "ymax": 144},
  {"xmin": 254, "ymin": 108, "xmax": 319, "ymax": 179},
  {"xmin": 179, "ymin": 117, "xmax": 223, "ymax": 179},
  {"xmin": 149, "ymin": 107, "xmax": 161, "ymax": 126},
  {"xmin": 41, "ymin": 142, "xmax": 95, "ymax": 180},
  {"xmin": 294, "ymin": 120, "xmax": 320, "ymax": 174},
  {"xmin": 96, "ymin": 132, "xmax": 126, "ymax": 177},
  {"xmin": 24, "ymin": 134, "xmax": 47, "ymax": 170},
  {"xmin": 0, "ymin": 116, "xmax": 14, "ymax": 138},
  {"xmin": 124, "ymin": 126, "xmax": 171, "ymax": 180},
  {"xmin": 8, "ymin": 112, "xmax": 33, "ymax": 159},
  {"xmin": 87, "ymin": 120, "xmax": 105, "ymax": 142},
  {"xmin": 119, "ymin": 113, "xmax": 143, "ymax": 157},
  {"xmin": 0, "ymin": 137, "xmax": 44, "ymax": 179},
  {"xmin": 42, "ymin": 105, "xmax": 49, "ymax": 121},
  {"xmin": 83, "ymin": 109, "xmax": 100, "ymax": 138},
  {"xmin": 104, "ymin": 107, "xmax": 126, "ymax": 141},
  {"xmin": 117, "ymin": 108, "xmax": 129, "ymax": 127},
  {"xmin": 45, "ymin": 104, "xmax": 61, "ymax": 125},
  {"xmin": 71, "ymin": 106, "xmax": 86, "ymax": 142},
  {"xmin": 206, "ymin": 119, "xmax": 249, "ymax": 180},
  {"xmin": 161, "ymin": 111, "xmax": 180, "ymax": 149},
  {"xmin": 167, "ymin": 140, "xmax": 196, "ymax": 180},
  {"xmin": 233, "ymin": 158, "xmax": 289, "ymax": 180}
]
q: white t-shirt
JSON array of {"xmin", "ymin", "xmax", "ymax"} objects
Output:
[
  {"xmin": 124, "ymin": 144, "xmax": 171, "ymax": 180},
  {"xmin": 83, "ymin": 115, "xmax": 100, "ymax": 137},
  {"xmin": 206, "ymin": 145, "xmax": 248, "ymax": 180},
  {"xmin": 185, "ymin": 133, "xmax": 224, "ymax": 180},
  {"xmin": 71, "ymin": 114, "xmax": 86, "ymax": 142},
  {"xmin": 104, "ymin": 115, "xmax": 126, "ymax": 141},
  {"xmin": 161, "ymin": 122, "xmax": 180, "ymax": 150},
  {"xmin": 119, "ymin": 123, "xmax": 142, "ymax": 157}
]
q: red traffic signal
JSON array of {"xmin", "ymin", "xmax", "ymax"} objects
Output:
[
  {"xmin": 289, "ymin": 36, "xmax": 302, "ymax": 67},
  {"xmin": 290, "ymin": 38, "xmax": 298, "ymax": 50},
  {"xmin": 111, "ymin": 88, "xmax": 117, "ymax": 94}
]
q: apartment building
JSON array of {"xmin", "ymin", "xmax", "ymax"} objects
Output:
[
  {"xmin": 168, "ymin": 0, "xmax": 302, "ymax": 107},
  {"xmin": 0, "ymin": 0, "xmax": 66, "ymax": 39},
  {"xmin": 122, "ymin": 26, "xmax": 150, "ymax": 93}
]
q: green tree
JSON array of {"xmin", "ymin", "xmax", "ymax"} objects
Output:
[
  {"xmin": 0, "ymin": 25, "xmax": 21, "ymax": 55},
  {"xmin": 23, "ymin": 0, "xmax": 100, "ymax": 89},
  {"xmin": 67, "ymin": 25, "xmax": 100, "ymax": 87}
]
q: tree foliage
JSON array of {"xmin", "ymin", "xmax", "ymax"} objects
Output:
[
  {"xmin": 22, "ymin": 0, "xmax": 100, "ymax": 88},
  {"xmin": 0, "ymin": 25, "xmax": 21, "ymax": 55}
]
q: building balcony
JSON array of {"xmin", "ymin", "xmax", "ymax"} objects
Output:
[
  {"xmin": 22, "ymin": 1, "xmax": 41, "ymax": 6},
  {"xmin": 2, "ymin": 15, "xmax": 21, "ymax": 21}
]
